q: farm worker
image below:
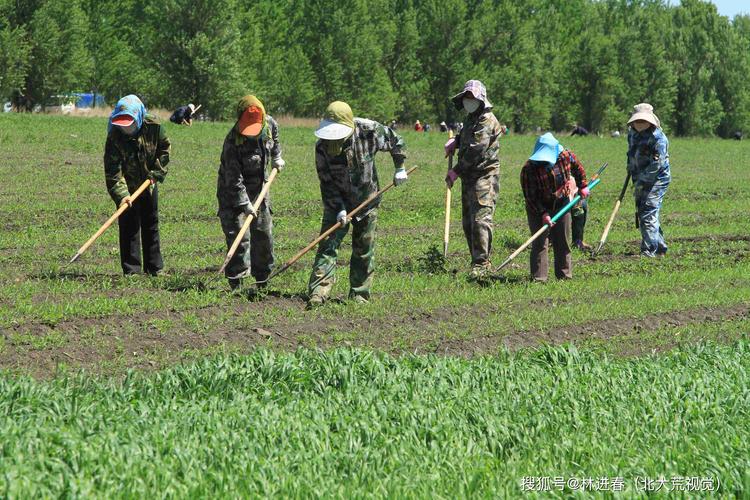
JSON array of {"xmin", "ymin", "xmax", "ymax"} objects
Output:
[
  {"xmin": 104, "ymin": 94, "xmax": 170, "ymax": 275},
  {"xmin": 169, "ymin": 103, "xmax": 196, "ymax": 126},
  {"xmin": 307, "ymin": 101, "xmax": 408, "ymax": 307},
  {"xmin": 627, "ymin": 103, "xmax": 670, "ymax": 257},
  {"xmin": 520, "ymin": 133, "xmax": 589, "ymax": 281},
  {"xmin": 443, "ymin": 79, "xmax": 502, "ymax": 280},
  {"xmin": 217, "ymin": 95, "xmax": 285, "ymax": 290},
  {"xmin": 570, "ymin": 123, "xmax": 589, "ymax": 136},
  {"xmin": 414, "ymin": 120, "xmax": 423, "ymax": 132}
]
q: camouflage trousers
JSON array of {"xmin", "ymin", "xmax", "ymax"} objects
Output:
[
  {"xmin": 461, "ymin": 172, "xmax": 499, "ymax": 265},
  {"xmin": 307, "ymin": 209, "xmax": 377, "ymax": 301},
  {"xmin": 571, "ymin": 199, "xmax": 588, "ymax": 243},
  {"xmin": 218, "ymin": 202, "xmax": 274, "ymax": 281}
]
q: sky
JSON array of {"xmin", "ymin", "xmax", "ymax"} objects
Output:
[{"xmin": 690, "ymin": 0, "xmax": 749, "ymax": 18}]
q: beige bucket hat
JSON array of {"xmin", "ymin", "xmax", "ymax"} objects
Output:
[{"xmin": 627, "ymin": 103, "xmax": 661, "ymax": 128}]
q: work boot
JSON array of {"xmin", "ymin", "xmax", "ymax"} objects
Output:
[
  {"xmin": 468, "ymin": 262, "xmax": 492, "ymax": 282},
  {"xmin": 306, "ymin": 293, "xmax": 326, "ymax": 310},
  {"xmin": 349, "ymin": 295, "xmax": 369, "ymax": 305},
  {"xmin": 574, "ymin": 240, "xmax": 592, "ymax": 251},
  {"xmin": 228, "ymin": 278, "xmax": 241, "ymax": 291}
]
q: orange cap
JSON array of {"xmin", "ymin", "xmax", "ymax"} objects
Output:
[{"xmin": 238, "ymin": 106, "xmax": 263, "ymax": 136}]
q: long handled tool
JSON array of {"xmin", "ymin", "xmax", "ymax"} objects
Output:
[
  {"xmin": 218, "ymin": 167, "xmax": 279, "ymax": 275},
  {"xmin": 443, "ymin": 130, "xmax": 455, "ymax": 258},
  {"xmin": 254, "ymin": 166, "xmax": 418, "ymax": 286},
  {"xmin": 70, "ymin": 178, "xmax": 153, "ymax": 263},
  {"xmin": 593, "ymin": 172, "xmax": 631, "ymax": 256},
  {"xmin": 496, "ymin": 163, "xmax": 608, "ymax": 272}
]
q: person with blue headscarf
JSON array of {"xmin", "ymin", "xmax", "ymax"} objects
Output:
[
  {"xmin": 104, "ymin": 94, "xmax": 171, "ymax": 275},
  {"xmin": 520, "ymin": 133, "xmax": 589, "ymax": 281}
]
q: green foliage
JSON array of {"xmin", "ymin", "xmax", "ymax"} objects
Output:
[
  {"xmin": 0, "ymin": 342, "xmax": 749, "ymax": 496},
  {"xmin": 2, "ymin": 0, "xmax": 750, "ymax": 135}
]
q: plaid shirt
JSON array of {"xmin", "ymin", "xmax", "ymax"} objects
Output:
[{"xmin": 520, "ymin": 150, "xmax": 588, "ymax": 215}]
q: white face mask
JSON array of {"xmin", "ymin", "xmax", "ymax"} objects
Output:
[
  {"xmin": 119, "ymin": 122, "xmax": 138, "ymax": 136},
  {"xmin": 463, "ymin": 97, "xmax": 481, "ymax": 113}
]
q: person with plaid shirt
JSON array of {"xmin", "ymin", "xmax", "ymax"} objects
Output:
[{"xmin": 520, "ymin": 133, "xmax": 589, "ymax": 281}]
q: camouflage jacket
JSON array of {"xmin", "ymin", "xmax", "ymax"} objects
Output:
[
  {"xmin": 315, "ymin": 118, "xmax": 406, "ymax": 219},
  {"xmin": 627, "ymin": 127, "xmax": 671, "ymax": 185},
  {"xmin": 454, "ymin": 109, "xmax": 501, "ymax": 179},
  {"xmin": 104, "ymin": 114, "xmax": 170, "ymax": 205},
  {"xmin": 217, "ymin": 116, "xmax": 282, "ymax": 212}
]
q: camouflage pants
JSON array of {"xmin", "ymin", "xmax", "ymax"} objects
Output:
[
  {"xmin": 461, "ymin": 172, "xmax": 499, "ymax": 265},
  {"xmin": 571, "ymin": 199, "xmax": 588, "ymax": 243},
  {"xmin": 307, "ymin": 209, "xmax": 377, "ymax": 301},
  {"xmin": 218, "ymin": 203, "xmax": 274, "ymax": 280}
]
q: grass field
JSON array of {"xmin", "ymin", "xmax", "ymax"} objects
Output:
[{"xmin": 1, "ymin": 114, "xmax": 749, "ymax": 495}]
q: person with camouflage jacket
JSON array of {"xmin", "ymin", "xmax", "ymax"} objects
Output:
[
  {"xmin": 626, "ymin": 103, "xmax": 671, "ymax": 257},
  {"xmin": 307, "ymin": 101, "xmax": 408, "ymax": 307},
  {"xmin": 444, "ymin": 80, "xmax": 502, "ymax": 280},
  {"xmin": 217, "ymin": 95, "xmax": 285, "ymax": 290},
  {"xmin": 104, "ymin": 94, "xmax": 170, "ymax": 275}
]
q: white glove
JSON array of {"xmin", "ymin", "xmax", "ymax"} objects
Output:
[
  {"xmin": 394, "ymin": 167, "xmax": 408, "ymax": 186},
  {"xmin": 336, "ymin": 209, "xmax": 348, "ymax": 226},
  {"xmin": 242, "ymin": 204, "xmax": 258, "ymax": 217},
  {"xmin": 272, "ymin": 157, "xmax": 285, "ymax": 170}
]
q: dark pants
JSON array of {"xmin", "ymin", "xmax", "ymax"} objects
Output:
[
  {"xmin": 527, "ymin": 210, "xmax": 572, "ymax": 281},
  {"xmin": 571, "ymin": 199, "xmax": 587, "ymax": 242},
  {"xmin": 117, "ymin": 186, "xmax": 163, "ymax": 275}
]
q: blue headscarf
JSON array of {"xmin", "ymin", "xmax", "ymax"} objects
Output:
[
  {"xmin": 108, "ymin": 94, "xmax": 146, "ymax": 133},
  {"xmin": 529, "ymin": 132, "xmax": 562, "ymax": 165}
]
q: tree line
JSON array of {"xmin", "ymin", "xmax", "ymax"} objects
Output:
[{"xmin": 1, "ymin": 0, "xmax": 749, "ymax": 136}]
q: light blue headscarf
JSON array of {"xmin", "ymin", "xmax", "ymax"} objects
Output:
[
  {"xmin": 529, "ymin": 132, "xmax": 562, "ymax": 165},
  {"xmin": 108, "ymin": 94, "xmax": 146, "ymax": 133}
]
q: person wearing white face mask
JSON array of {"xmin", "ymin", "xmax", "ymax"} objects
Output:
[
  {"xmin": 443, "ymin": 80, "xmax": 502, "ymax": 281},
  {"xmin": 105, "ymin": 94, "xmax": 171, "ymax": 275}
]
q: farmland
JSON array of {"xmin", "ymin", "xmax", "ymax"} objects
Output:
[{"xmin": 1, "ymin": 113, "xmax": 749, "ymax": 495}]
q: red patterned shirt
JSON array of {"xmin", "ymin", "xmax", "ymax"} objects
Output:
[{"xmin": 520, "ymin": 150, "xmax": 588, "ymax": 215}]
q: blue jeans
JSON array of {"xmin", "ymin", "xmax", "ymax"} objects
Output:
[{"xmin": 634, "ymin": 175, "xmax": 670, "ymax": 256}]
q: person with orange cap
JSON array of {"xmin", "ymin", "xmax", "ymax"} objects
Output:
[
  {"xmin": 104, "ymin": 94, "xmax": 171, "ymax": 275},
  {"xmin": 306, "ymin": 101, "xmax": 407, "ymax": 307},
  {"xmin": 217, "ymin": 95, "xmax": 285, "ymax": 290}
]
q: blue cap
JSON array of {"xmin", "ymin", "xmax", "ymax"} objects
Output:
[{"xmin": 529, "ymin": 132, "xmax": 562, "ymax": 164}]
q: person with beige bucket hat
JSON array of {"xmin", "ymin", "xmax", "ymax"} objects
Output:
[{"xmin": 626, "ymin": 103, "xmax": 671, "ymax": 257}]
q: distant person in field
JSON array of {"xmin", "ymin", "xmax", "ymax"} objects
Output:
[
  {"xmin": 389, "ymin": 119, "xmax": 398, "ymax": 130},
  {"xmin": 414, "ymin": 120, "xmax": 423, "ymax": 132},
  {"xmin": 570, "ymin": 123, "xmax": 589, "ymax": 136},
  {"xmin": 307, "ymin": 101, "xmax": 408, "ymax": 308},
  {"xmin": 217, "ymin": 95, "xmax": 285, "ymax": 291},
  {"xmin": 439, "ymin": 121, "xmax": 448, "ymax": 132},
  {"xmin": 105, "ymin": 94, "xmax": 170, "ymax": 276},
  {"xmin": 424, "ymin": 123, "xmax": 431, "ymax": 133},
  {"xmin": 627, "ymin": 103, "xmax": 670, "ymax": 257},
  {"xmin": 444, "ymin": 80, "xmax": 502, "ymax": 281},
  {"xmin": 611, "ymin": 130, "xmax": 621, "ymax": 138},
  {"xmin": 734, "ymin": 131, "xmax": 742, "ymax": 140},
  {"xmin": 521, "ymin": 133, "xmax": 589, "ymax": 281},
  {"xmin": 169, "ymin": 103, "xmax": 197, "ymax": 126}
]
